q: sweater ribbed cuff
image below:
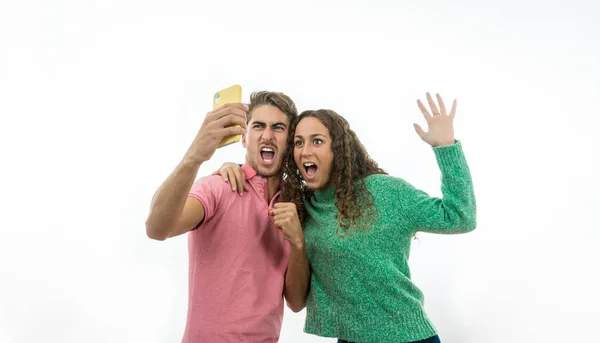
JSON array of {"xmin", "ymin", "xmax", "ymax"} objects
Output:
[{"xmin": 432, "ymin": 139, "xmax": 468, "ymax": 170}]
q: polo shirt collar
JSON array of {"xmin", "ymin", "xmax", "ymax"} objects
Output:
[{"xmin": 241, "ymin": 164, "xmax": 258, "ymax": 180}]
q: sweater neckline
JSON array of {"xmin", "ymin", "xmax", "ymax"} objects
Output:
[{"xmin": 312, "ymin": 185, "xmax": 336, "ymax": 203}]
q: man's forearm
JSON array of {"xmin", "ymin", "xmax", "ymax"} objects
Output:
[
  {"xmin": 283, "ymin": 242, "xmax": 310, "ymax": 312},
  {"xmin": 145, "ymin": 158, "xmax": 202, "ymax": 239}
]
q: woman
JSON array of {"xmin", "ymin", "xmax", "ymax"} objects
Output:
[{"xmin": 216, "ymin": 93, "xmax": 476, "ymax": 343}]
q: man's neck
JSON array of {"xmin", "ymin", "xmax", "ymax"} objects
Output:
[{"xmin": 244, "ymin": 161, "xmax": 282, "ymax": 201}]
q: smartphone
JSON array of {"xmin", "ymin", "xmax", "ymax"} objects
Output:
[{"xmin": 213, "ymin": 84, "xmax": 243, "ymax": 148}]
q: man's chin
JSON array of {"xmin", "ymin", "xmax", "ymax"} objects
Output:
[{"xmin": 257, "ymin": 164, "xmax": 282, "ymax": 178}]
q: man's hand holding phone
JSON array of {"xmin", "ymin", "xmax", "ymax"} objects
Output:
[{"xmin": 183, "ymin": 103, "xmax": 247, "ymax": 166}]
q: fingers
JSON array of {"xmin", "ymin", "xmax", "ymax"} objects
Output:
[
  {"xmin": 436, "ymin": 93, "xmax": 447, "ymax": 116},
  {"xmin": 215, "ymin": 113, "xmax": 247, "ymax": 130},
  {"xmin": 219, "ymin": 169, "xmax": 229, "ymax": 183},
  {"xmin": 271, "ymin": 203, "xmax": 299, "ymax": 220},
  {"xmin": 219, "ymin": 126, "xmax": 246, "ymax": 138},
  {"xmin": 272, "ymin": 202, "xmax": 296, "ymax": 211},
  {"xmin": 413, "ymin": 123, "xmax": 426, "ymax": 138},
  {"xmin": 271, "ymin": 210, "xmax": 298, "ymax": 219},
  {"xmin": 271, "ymin": 203, "xmax": 302, "ymax": 233},
  {"xmin": 426, "ymin": 92, "xmax": 440, "ymax": 116},
  {"xmin": 271, "ymin": 207, "xmax": 295, "ymax": 216},
  {"xmin": 214, "ymin": 163, "xmax": 246, "ymax": 194},
  {"xmin": 210, "ymin": 103, "xmax": 248, "ymax": 119},
  {"xmin": 449, "ymin": 99, "xmax": 457, "ymax": 118},
  {"xmin": 207, "ymin": 104, "xmax": 248, "ymax": 131},
  {"xmin": 417, "ymin": 99, "xmax": 431, "ymax": 121},
  {"xmin": 225, "ymin": 169, "xmax": 238, "ymax": 192},
  {"xmin": 419, "ymin": 92, "xmax": 456, "ymax": 118},
  {"xmin": 232, "ymin": 166, "xmax": 246, "ymax": 195},
  {"xmin": 273, "ymin": 213, "xmax": 297, "ymax": 227}
]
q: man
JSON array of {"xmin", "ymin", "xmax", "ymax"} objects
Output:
[{"xmin": 145, "ymin": 91, "xmax": 309, "ymax": 343}]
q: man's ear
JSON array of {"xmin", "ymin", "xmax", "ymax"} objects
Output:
[{"xmin": 241, "ymin": 132, "xmax": 247, "ymax": 148}]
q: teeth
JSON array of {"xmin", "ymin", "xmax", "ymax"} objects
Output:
[
  {"xmin": 304, "ymin": 162, "xmax": 315, "ymax": 167},
  {"xmin": 261, "ymin": 147, "xmax": 274, "ymax": 152}
]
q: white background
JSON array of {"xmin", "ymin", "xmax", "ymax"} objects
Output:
[{"xmin": 1, "ymin": 0, "xmax": 599, "ymax": 342}]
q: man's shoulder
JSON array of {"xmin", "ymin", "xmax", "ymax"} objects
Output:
[
  {"xmin": 195, "ymin": 174, "xmax": 231, "ymax": 187},
  {"xmin": 190, "ymin": 174, "xmax": 235, "ymax": 199}
]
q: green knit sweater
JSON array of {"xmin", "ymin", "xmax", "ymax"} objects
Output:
[{"xmin": 302, "ymin": 141, "xmax": 476, "ymax": 343}]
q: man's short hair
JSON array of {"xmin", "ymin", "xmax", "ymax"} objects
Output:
[{"xmin": 247, "ymin": 91, "xmax": 298, "ymax": 124}]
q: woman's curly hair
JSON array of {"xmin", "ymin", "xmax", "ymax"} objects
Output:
[{"xmin": 281, "ymin": 109, "xmax": 387, "ymax": 236}]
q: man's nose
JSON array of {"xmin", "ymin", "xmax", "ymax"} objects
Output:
[{"xmin": 262, "ymin": 127, "xmax": 275, "ymax": 139}]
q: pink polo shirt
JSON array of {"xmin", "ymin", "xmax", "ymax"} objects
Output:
[{"xmin": 181, "ymin": 164, "xmax": 290, "ymax": 343}]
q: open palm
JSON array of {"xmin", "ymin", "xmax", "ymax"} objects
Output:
[{"xmin": 413, "ymin": 92, "xmax": 457, "ymax": 147}]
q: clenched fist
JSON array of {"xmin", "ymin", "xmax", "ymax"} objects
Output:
[{"xmin": 270, "ymin": 202, "xmax": 304, "ymax": 249}]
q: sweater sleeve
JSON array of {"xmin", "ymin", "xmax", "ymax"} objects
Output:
[{"xmin": 394, "ymin": 140, "xmax": 477, "ymax": 234}]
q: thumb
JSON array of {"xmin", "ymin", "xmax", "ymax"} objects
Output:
[
  {"xmin": 413, "ymin": 123, "xmax": 426, "ymax": 138},
  {"xmin": 213, "ymin": 169, "xmax": 228, "ymax": 182}
]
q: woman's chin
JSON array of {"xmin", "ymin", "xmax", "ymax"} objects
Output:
[
  {"xmin": 307, "ymin": 179, "xmax": 330, "ymax": 191},
  {"xmin": 304, "ymin": 178, "xmax": 320, "ymax": 190}
]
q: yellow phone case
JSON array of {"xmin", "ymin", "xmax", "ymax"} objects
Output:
[{"xmin": 213, "ymin": 84, "xmax": 243, "ymax": 148}]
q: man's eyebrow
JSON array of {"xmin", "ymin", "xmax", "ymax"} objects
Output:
[{"xmin": 251, "ymin": 121, "xmax": 287, "ymax": 127}]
